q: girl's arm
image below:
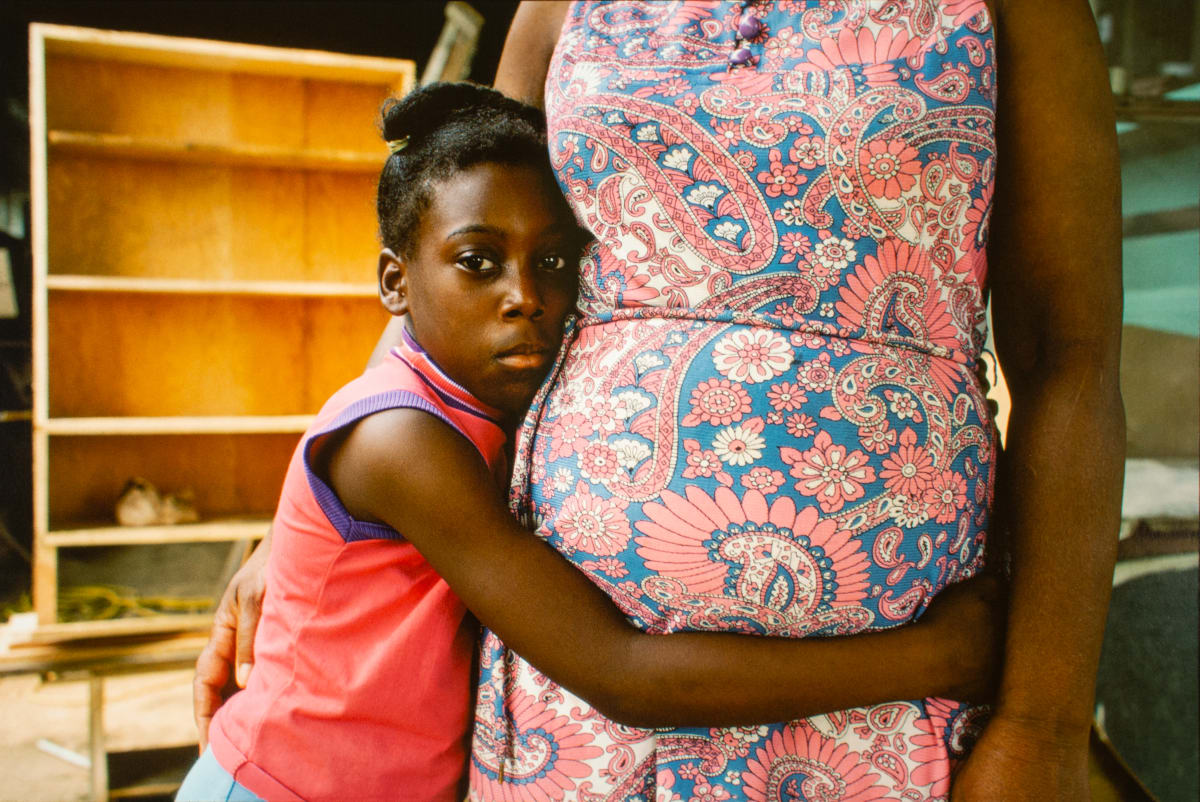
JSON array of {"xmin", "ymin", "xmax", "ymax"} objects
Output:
[
  {"xmin": 328, "ymin": 407, "xmax": 1002, "ymax": 729},
  {"xmin": 953, "ymin": 0, "xmax": 1124, "ymax": 798}
]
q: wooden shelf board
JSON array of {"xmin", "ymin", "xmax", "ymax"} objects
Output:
[
  {"xmin": 49, "ymin": 129, "xmax": 387, "ymax": 172},
  {"xmin": 0, "ymin": 410, "xmax": 32, "ymax": 422},
  {"xmin": 47, "ymin": 273, "xmax": 377, "ymax": 297},
  {"xmin": 45, "ymin": 517, "xmax": 269, "ymax": 548},
  {"xmin": 0, "ymin": 631, "xmax": 210, "ymax": 676},
  {"xmin": 43, "ymin": 415, "xmax": 313, "ymax": 435},
  {"xmin": 27, "ymin": 614, "xmax": 214, "ymax": 644},
  {"xmin": 35, "ymin": 23, "xmax": 415, "ymax": 85}
]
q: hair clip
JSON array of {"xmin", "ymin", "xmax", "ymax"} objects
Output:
[{"xmin": 387, "ymin": 136, "xmax": 410, "ymax": 154}]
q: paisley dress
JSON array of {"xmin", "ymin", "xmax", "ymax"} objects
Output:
[{"xmin": 471, "ymin": 2, "xmax": 998, "ymax": 799}]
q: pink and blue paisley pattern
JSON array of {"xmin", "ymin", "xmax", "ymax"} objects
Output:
[{"xmin": 470, "ymin": 2, "xmax": 997, "ymax": 799}]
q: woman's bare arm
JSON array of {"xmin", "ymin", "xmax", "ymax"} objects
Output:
[
  {"xmin": 953, "ymin": 0, "xmax": 1124, "ymax": 798},
  {"xmin": 193, "ymin": 525, "xmax": 271, "ymax": 750},
  {"xmin": 330, "ymin": 408, "xmax": 1002, "ymax": 729},
  {"xmin": 492, "ymin": 1, "xmax": 570, "ymax": 107}
]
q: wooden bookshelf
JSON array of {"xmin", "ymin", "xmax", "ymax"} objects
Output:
[{"xmin": 29, "ymin": 23, "xmax": 412, "ymax": 637}]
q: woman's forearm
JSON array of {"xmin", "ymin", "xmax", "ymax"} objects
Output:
[
  {"xmin": 990, "ymin": 363, "xmax": 1123, "ymax": 732},
  {"xmin": 984, "ymin": 0, "xmax": 1124, "ymax": 747}
]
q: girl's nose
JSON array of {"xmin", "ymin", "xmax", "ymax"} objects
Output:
[{"xmin": 500, "ymin": 269, "xmax": 544, "ymax": 320}]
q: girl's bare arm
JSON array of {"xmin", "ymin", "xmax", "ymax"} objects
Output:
[{"xmin": 329, "ymin": 407, "xmax": 1002, "ymax": 729}]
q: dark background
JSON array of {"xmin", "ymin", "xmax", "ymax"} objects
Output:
[{"xmin": 0, "ymin": 1, "xmax": 522, "ymax": 194}]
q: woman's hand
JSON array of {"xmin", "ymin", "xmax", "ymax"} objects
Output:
[
  {"xmin": 952, "ymin": 714, "xmax": 1089, "ymax": 800},
  {"xmin": 192, "ymin": 533, "xmax": 270, "ymax": 750}
]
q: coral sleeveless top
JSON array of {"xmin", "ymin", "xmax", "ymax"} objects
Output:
[{"xmin": 211, "ymin": 328, "xmax": 507, "ymax": 802}]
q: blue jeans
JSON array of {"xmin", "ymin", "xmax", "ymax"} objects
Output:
[{"xmin": 176, "ymin": 746, "xmax": 263, "ymax": 802}]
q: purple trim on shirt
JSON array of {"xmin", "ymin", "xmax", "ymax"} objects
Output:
[
  {"xmin": 397, "ymin": 328, "xmax": 502, "ymax": 425},
  {"xmin": 302, "ymin": 389, "xmax": 474, "ymax": 543}
]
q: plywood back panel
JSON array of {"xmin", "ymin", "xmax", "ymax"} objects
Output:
[
  {"xmin": 304, "ymin": 79, "xmax": 398, "ymax": 153},
  {"xmin": 47, "ymin": 294, "xmax": 389, "ymax": 417},
  {"xmin": 48, "ymin": 158, "xmax": 380, "ymax": 282},
  {"xmin": 47, "ymin": 433, "xmax": 297, "ymax": 526}
]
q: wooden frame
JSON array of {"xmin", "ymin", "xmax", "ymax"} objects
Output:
[{"xmin": 29, "ymin": 23, "xmax": 413, "ymax": 638}]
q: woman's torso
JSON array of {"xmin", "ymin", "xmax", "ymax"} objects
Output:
[{"xmin": 472, "ymin": 2, "xmax": 998, "ymax": 799}]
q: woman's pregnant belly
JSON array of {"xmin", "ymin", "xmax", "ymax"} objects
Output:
[
  {"xmin": 469, "ymin": 314, "xmax": 997, "ymax": 802},
  {"xmin": 519, "ymin": 315, "xmax": 994, "ymax": 635}
]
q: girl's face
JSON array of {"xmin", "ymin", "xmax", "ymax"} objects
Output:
[{"xmin": 381, "ymin": 162, "xmax": 582, "ymax": 425}]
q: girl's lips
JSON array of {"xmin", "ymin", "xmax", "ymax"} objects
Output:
[{"xmin": 495, "ymin": 345, "xmax": 551, "ymax": 370}]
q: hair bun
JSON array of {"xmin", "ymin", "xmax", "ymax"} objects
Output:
[{"xmin": 381, "ymin": 82, "xmax": 535, "ymax": 148}]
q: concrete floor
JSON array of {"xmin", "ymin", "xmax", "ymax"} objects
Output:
[
  {"xmin": 0, "ymin": 668, "xmax": 195, "ymax": 802},
  {"xmin": 0, "ymin": 661, "xmax": 1180, "ymax": 802},
  {"xmin": 0, "ymin": 558, "xmax": 1192, "ymax": 801}
]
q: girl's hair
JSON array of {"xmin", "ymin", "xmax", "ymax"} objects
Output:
[{"xmin": 377, "ymin": 82, "xmax": 550, "ymax": 257}]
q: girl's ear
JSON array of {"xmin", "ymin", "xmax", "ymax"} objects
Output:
[{"xmin": 378, "ymin": 248, "xmax": 409, "ymax": 317}]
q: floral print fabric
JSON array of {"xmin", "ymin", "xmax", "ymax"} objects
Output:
[{"xmin": 470, "ymin": 2, "xmax": 997, "ymax": 799}]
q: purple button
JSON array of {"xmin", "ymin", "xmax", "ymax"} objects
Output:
[
  {"xmin": 728, "ymin": 47, "xmax": 753, "ymax": 65},
  {"xmin": 737, "ymin": 14, "xmax": 761, "ymax": 39}
]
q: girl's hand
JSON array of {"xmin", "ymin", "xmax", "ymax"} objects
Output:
[
  {"xmin": 916, "ymin": 573, "xmax": 1007, "ymax": 703},
  {"xmin": 951, "ymin": 713, "xmax": 1089, "ymax": 800},
  {"xmin": 192, "ymin": 533, "xmax": 270, "ymax": 751}
]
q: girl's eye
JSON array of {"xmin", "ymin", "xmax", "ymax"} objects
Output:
[
  {"xmin": 457, "ymin": 254, "xmax": 499, "ymax": 273},
  {"xmin": 538, "ymin": 254, "xmax": 569, "ymax": 272}
]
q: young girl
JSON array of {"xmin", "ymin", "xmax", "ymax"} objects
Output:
[{"xmin": 179, "ymin": 83, "xmax": 1000, "ymax": 802}]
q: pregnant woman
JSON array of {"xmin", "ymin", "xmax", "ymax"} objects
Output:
[
  {"xmin": 470, "ymin": 1, "xmax": 1123, "ymax": 799},
  {"xmin": 194, "ymin": 2, "xmax": 1123, "ymax": 799}
]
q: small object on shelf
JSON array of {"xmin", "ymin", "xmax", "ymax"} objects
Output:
[{"xmin": 114, "ymin": 478, "xmax": 199, "ymax": 527}]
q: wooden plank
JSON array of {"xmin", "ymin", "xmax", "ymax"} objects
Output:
[
  {"xmin": 32, "ymin": 429, "xmax": 56, "ymax": 627},
  {"xmin": 44, "ymin": 416, "xmax": 313, "ymax": 436},
  {"xmin": 89, "ymin": 675, "xmax": 108, "ymax": 802},
  {"xmin": 0, "ymin": 631, "xmax": 208, "ymax": 676},
  {"xmin": 48, "ymin": 130, "xmax": 385, "ymax": 172},
  {"xmin": 46, "ymin": 274, "xmax": 376, "ymax": 298},
  {"xmin": 31, "ymin": 615, "xmax": 214, "ymax": 644},
  {"xmin": 30, "ymin": 23, "xmax": 56, "ymax": 629},
  {"xmin": 45, "ymin": 518, "xmax": 271, "ymax": 548},
  {"xmin": 35, "ymin": 23, "xmax": 415, "ymax": 86},
  {"xmin": 0, "ymin": 410, "xmax": 32, "ymax": 422},
  {"xmin": 29, "ymin": 26, "xmax": 50, "ymax": 428}
]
